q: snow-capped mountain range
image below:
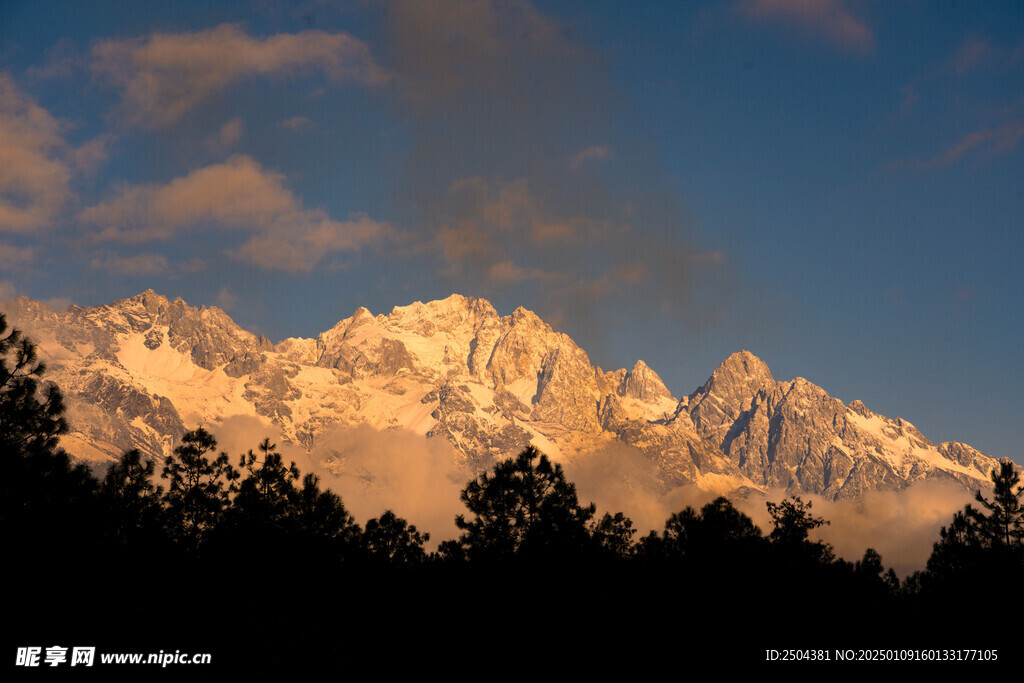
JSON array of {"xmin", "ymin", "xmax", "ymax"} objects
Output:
[{"xmin": 1, "ymin": 290, "xmax": 1002, "ymax": 499}]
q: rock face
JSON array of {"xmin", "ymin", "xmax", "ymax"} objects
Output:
[
  {"xmin": 1, "ymin": 291, "xmax": 1005, "ymax": 499},
  {"xmin": 619, "ymin": 360, "xmax": 673, "ymax": 401}
]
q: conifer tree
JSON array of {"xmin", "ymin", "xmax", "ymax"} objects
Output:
[
  {"xmin": 0, "ymin": 313, "xmax": 67, "ymax": 458},
  {"xmin": 233, "ymin": 437, "xmax": 299, "ymax": 526},
  {"xmin": 453, "ymin": 445, "xmax": 596, "ymax": 560},
  {"xmin": 969, "ymin": 461, "xmax": 1024, "ymax": 548},
  {"xmin": 292, "ymin": 472, "xmax": 361, "ymax": 544},
  {"xmin": 661, "ymin": 496, "xmax": 762, "ymax": 557},
  {"xmin": 590, "ymin": 511, "xmax": 636, "ymax": 557},
  {"xmin": 766, "ymin": 496, "xmax": 834, "ymax": 564},
  {"xmin": 923, "ymin": 463, "xmax": 1024, "ymax": 593},
  {"xmin": 102, "ymin": 448, "xmax": 164, "ymax": 545},
  {"xmin": 162, "ymin": 427, "xmax": 238, "ymax": 547},
  {"xmin": 363, "ymin": 510, "xmax": 430, "ymax": 565}
]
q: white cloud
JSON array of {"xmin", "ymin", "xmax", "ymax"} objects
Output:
[
  {"xmin": 736, "ymin": 0, "xmax": 874, "ymax": 53},
  {"xmin": 0, "ymin": 74, "xmax": 75, "ymax": 232},
  {"xmin": 80, "ymin": 155, "xmax": 394, "ymax": 272},
  {"xmin": 91, "ymin": 23, "xmax": 389, "ymax": 127}
]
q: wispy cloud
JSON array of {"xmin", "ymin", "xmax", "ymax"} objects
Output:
[
  {"xmin": 0, "ymin": 242, "xmax": 36, "ymax": 269},
  {"xmin": 947, "ymin": 33, "xmax": 1024, "ymax": 77},
  {"xmin": 91, "ymin": 23, "xmax": 389, "ymax": 127},
  {"xmin": 215, "ymin": 286, "xmax": 238, "ymax": 311},
  {"xmin": 898, "ymin": 84, "xmax": 917, "ymax": 116},
  {"xmin": 26, "ymin": 38, "xmax": 83, "ymax": 80},
  {"xmin": 79, "ymin": 155, "xmax": 395, "ymax": 272},
  {"xmin": 912, "ymin": 122, "xmax": 1024, "ymax": 170},
  {"xmin": 735, "ymin": 0, "xmax": 874, "ymax": 53},
  {"xmin": 280, "ymin": 116, "xmax": 314, "ymax": 131},
  {"xmin": 69, "ymin": 135, "xmax": 113, "ymax": 174},
  {"xmin": 435, "ymin": 177, "xmax": 619, "ymax": 283},
  {"xmin": 570, "ymin": 261, "xmax": 649, "ymax": 300},
  {"xmin": 89, "ymin": 251, "xmax": 171, "ymax": 276},
  {"xmin": 949, "ymin": 35, "xmax": 994, "ymax": 75},
  {"xmin": 486, "ymin": 259, "xmax": 567, "ymax": 285},
  {"xmin": 205, "ymin": 117, "xmax": 244, "ymax": 152},
  {"xmin": 234, "ymin": 211, "xmax": 393, "ymax": 273},
  {"xmin": 569, "ymin": 145, "xmax": 613, "ymax": 171}
]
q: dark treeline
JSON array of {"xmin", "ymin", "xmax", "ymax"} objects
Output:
[{"xmin": 3, "ymin": 312, "xmax": 1022, "ymax": 673}]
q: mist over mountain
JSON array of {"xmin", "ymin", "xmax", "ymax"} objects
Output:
[{"xmin": 2, "ymin": 290, "xmax": 1002, "ymax": 511}]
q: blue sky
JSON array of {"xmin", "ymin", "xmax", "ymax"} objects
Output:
[{"xmin": 1, "ymin": 1, "xmax": 1022, "ymax": 463}]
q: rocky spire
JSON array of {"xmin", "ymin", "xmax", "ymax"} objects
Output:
[
  {"xmin": 618, "ymin": 360, "xmax": 673, "ymax": 400},
  {"xmin": 687, "ymin": 350, "xmax": 775, "ymax": 438}
]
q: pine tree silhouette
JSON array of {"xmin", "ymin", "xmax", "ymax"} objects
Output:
[
  {"xmin": 0, "ymin": 313, "xmax": 67, "ymax": 458},
  {"xmin": 451, "ymin": 445, "xmax": 596, "ymax": 561},
  {"xmin": 969, "ymin": 461, "xmax": 1024, "ymax": 548},
  {"xmin": 162, "ymin": 427, "xmax": 238, "ymax": 548}
]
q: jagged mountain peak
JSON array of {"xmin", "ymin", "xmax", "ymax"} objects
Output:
[
  {"xmin": 386, "ymin": 294, "xmax": 500, "ymax": 331},
  {"xmin": 1, "ymin": 290, "xmax": 1004, "ymax": 501},
  {"xmin": 3, "ymin": 295, "xmax": 57, "ymax": 320},
  {"xmin": 112, "ymin": 289, "xmax": 178, "ymax": 315},
  {"xmin": 781, "ymin": 375, "xmax": 832, "ymax": 401},
  {"xmin": 849, "ymin": 398, "xmax": 870, "ymax": 417},
  {"xmin": 110, "ymin": 289, "xmax": 201, "ymax": 317},
  {"xmin": 686, "ymin": 350, "xmax": 775, "ymax": 436},
  {"xmin": 714, "ymin": 350, "xmax": 774, "ymax": 384},
  {"xmin": 510, "ymin": 304, "xmax": 541, "ymax": 322},
  {"xmin": 619, "ymin": 359, "xmax": 673, "ymax": 400},
  {"xmin": 123, "ymin": 290, "xmax": 246, "ymax": 333}
]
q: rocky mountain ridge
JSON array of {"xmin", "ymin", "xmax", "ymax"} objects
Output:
[{"xmin": 1, "ymin": 290, "xmax": 1003, "ymax": 500}]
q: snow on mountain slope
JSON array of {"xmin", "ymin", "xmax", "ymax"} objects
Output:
[{"xmin": 1, "ymin": 291, "xmax": 1005, "ymax": 500}]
